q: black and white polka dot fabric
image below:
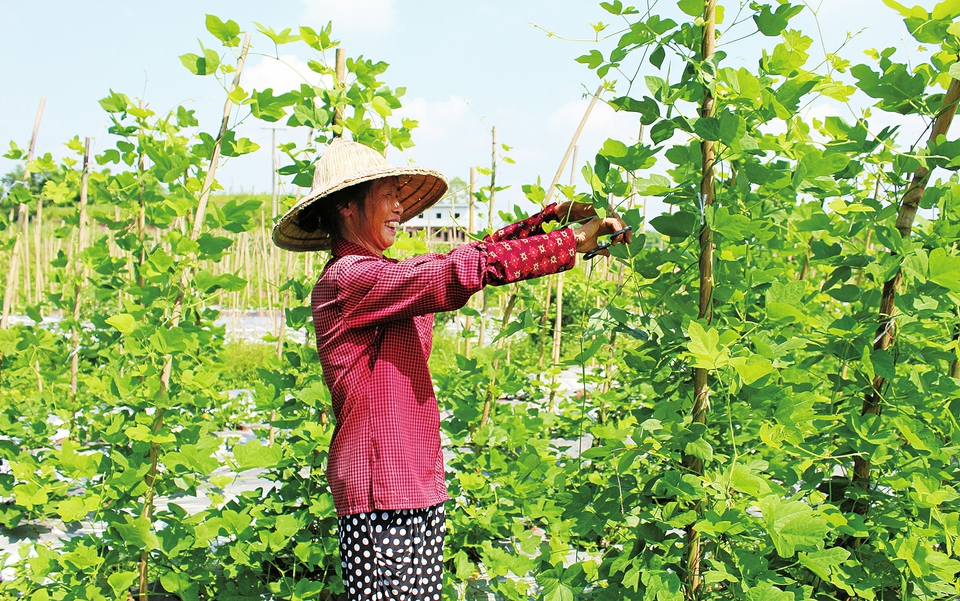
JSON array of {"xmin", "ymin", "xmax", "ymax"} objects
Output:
[{"xmin": 338, "ymin": 503, "xmax": 446, "ymax": 600}]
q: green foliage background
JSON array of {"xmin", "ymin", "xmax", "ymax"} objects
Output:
[{"xmin": 1, "ymin": 2, "xmax": 960, "ymax": 600}]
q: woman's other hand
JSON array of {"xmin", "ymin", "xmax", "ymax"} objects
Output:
[{"xmin": 573, "ymin": 216, "xmax": 632, "ymax": 255}]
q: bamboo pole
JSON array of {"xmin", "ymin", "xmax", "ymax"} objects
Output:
[
  {"xmin": 537, "ymin": 277, "xmax": 553, "ymax": 369},
  {"xmin": 70, "ymin": 138, "xmax": 92, "ymax": 400},
  {"xmin": 34, "ymin": 196, "xmax": 43, "ymax": 305},
  {"xmin": 479, "ymin": 292, "xmax": 518, "ymax": 426},
  {"xmin": 478, "ymin": 133, "xmax": 499, "ymax": 348},
  {"xmin": 487, "ymin": 127, "xmax": 498, "ymax": 230},
  {"xmin": 137, "ymin": 104, "xmax": 147, "ymax": 288},
  {"xmin": 20, "ymin": 98, "xmax": 46, "ymax": 309},
  {"xmin": 852, "ymin": 75, "xmax": 960, "ymax": 506},
  {"xmin": 548, "ymin": 146, "xmax": 579, "ymax": 408},
  {"xmin": 141, "ymin": 33, "xmax": 252, "ymax": 601},
  {"xmin": 543, "ymin": 85, "xmax": 603, "ymax": 206},
  {"xmin": 684, "ymin": 3, "xmax": 717, "ymax": 599},
  {"xmin": 465, "ymin": 167, "xmax": 477, "ymax": 358},
  {"xmin": 27, "ymin": 97, "xmax": 46, "ymax": 160},
  {"xmin": 332, "ymin": 48, "xmax": 347, "ymax": 135},
  {"xmin": 1, "ymin": 236, "xmax": 22, "ymax": 328},
  {"xmin": 19, "ymin": 204, "xmax": 31, "ymax": 306}
]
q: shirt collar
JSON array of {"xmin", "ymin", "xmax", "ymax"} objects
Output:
[{"xmin": 331, "ymin": 238, "xmax": 384, "ymax": 259}]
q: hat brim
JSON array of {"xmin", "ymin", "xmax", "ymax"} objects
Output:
[{"xmin": 272, "ymin": 167, "xmax": 448, "ymax": 252}]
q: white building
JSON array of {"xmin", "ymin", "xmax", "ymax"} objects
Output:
[{"xmin": 403, "ymin": 198, "xmax": 478, "ymax": 243}]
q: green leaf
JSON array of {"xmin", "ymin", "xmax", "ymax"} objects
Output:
[
  {"xmin": 609, "ymin": 95, "xmax": 660, "ymax": 125},
  {"xmin": 732, "ymin": 355, "xmax": 776, "ymax": 385},
  {"xmin": 234, "ymin": 439, "xmax": 283, "ymax": 470},
  {"xmin": 687, "ymin": 321, "xmax": 726, "ymax": 368},
  {"xmin": 951, "ymin": 61, "xmax": 960, "ymax": 81},
  {"xmin": 194, "ymin": 270, "xmax": 247, "ymax": 294},
  {"xmin": 56, "ymin": 497, "xmax": 88, "ymax": 522},
  {"xmin": 575, "ymin": 50, "xmax": 604, "ymax": 70},
  {"xmin": 179, "ymin": 45, "xmax": 221, "ymax": 76},
  {"xmin": 798, "ymin": 547, "xmax": 850, "ymax": 581},
  {"xmin": 274, "ymin": 513, "xmax": 302, "ymax": 538},
  {"xmin": 694, "ymin": 117, "xmax": 721, "ymax": 141},
  {"xmin": 105, "ymin": 314, "xmax": 136, "ymax": 335},
  {"xmin": 685, "ymin": 438, "xmax": 714, "ymax": 462},
  {"xmin": 851, "ymin": 62, "xmax": 925, "ymax": 114},
  {"xmin": 115, "ymin": 516, "xmax": 160, "ymax": 551},
  {"xmin": 718, "ymin": 111, "xmax": 741, "ymax": 145},
  {"xmin": 677, "ymin": 0, "xmax": 703, "ymax": 16},
  {"xmin": 650, "ymin": 44, "xmax": 666, "ymax": 68},
  {"xmin": 928, "ymin": 247, "xmax": 960, "ymax": 293},
  {"xmin": 799, "ymin": 150, "xmax": 850, "ymax": 178},
  {"xmin": 650, "ymin": 211, "xmax": 697, "ymax": 238},
  {"xmin": 760, "ymin": 495, "xmax": 830, "ymax": 557},
  {"xmin": 205, "ymin": 14, "xmax": 240, "ymax": 46},
  {"xmin": 371, "ymin": 95, "xmax": 393, "ymax": 118},
  {"xmin": 108, "ymin": 572, "xmax": 139, "ymax": 598},
  {"xmin": 196, "ymin": 233, "xmax": 234, "ymax": 258},
  {"xmin": 745, "ymin": 583, "xmax": 794, "ymax": 601},
  {"xmin": 753, "ymin": 3, "xmax": 804, "ymax": 36},
  {"xmin": 254, "ymin": 22, "xmax": 301, "ymax": 45},
  {"xmin": 99, "ymin": 90, "xmax": 132, "ymax": 113}
]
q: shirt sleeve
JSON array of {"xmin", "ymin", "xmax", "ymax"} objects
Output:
[
  {"xmin": 332, "ymin": 228, "xmax": 576, "ymax": 329},
  {"xmin": 483, "ymin": 203, "xmax": 560, "ymax": 242}
]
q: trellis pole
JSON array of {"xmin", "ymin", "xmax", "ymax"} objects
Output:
[
  {"xmin": 851, "ymin": 74, "xmax": 960, "ymax": 517},
  {"xmin": 140, "ymin": 33, "xmax": 252, "ymax": 601},
  {"xmin": 684, "ymin": 2, "xmax": 717, "ymax": 598}
]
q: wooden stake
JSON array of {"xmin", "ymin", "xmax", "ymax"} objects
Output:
[
  {"xmin": 34, "ymin": 196, "xmax": 43, "ymax": 305},
  {"xmin": 465, "ymin": 167, "xmax": 477, "ymax": 358},
  {"xmin": 27, "ymin": 97, "xmax": 46, "ymax": 161},
  {"xmin": 142, "ymin": 33, "xmax": 252, "ymax": 601},
  {"xmin": 852, "ymin": 75, "xmax": 960, "ymax": 507},
  {"xmin": 480, "ymin": 292, "xmax": 518, "ymax": 426},
  {"xmin": 70, "ymin": 138, "xmax": 92, "ymax": 400},
  {"xmin": 332, "ymin": 48, "xmax": 347, "ymax": 135},
  {"xmin": 544, "ymin": 85, "xmax": 603, "ymax": 206},
  {"xmin": 685, "ymin": 3, "xmax": 717, "ymax": 599},
  {"xmin": 548, "ymin": 146, "xmax": 579, "ymax": 406},
  {"xmin": 18, "ymin": 204, "xmax": 32, "ymax": 306},
  {"xmin": 487, "ymin": 126, "xmax": 498, "ymax": 230},
  {"xmin": 1, "ymin": 236, "xmax": 22, "ymax": 328}
]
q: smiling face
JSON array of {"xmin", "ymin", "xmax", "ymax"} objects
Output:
[{"xmin": 339, "ymin": 177, "xmax": 404, "ymax": 255}]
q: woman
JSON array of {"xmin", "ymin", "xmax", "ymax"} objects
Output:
[{"xmin": 273, "ymin": 138, "xmax": 629, "ymax": 600}]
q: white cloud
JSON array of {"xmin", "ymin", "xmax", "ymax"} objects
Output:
[
  {"xmin": 242, "ymin": 54, "xmax": 334, "ymax": 93},
  {"xmin": 301, "ymin": 0, "xmax": 396, "ymax": 35},
  {"xmin": 547, "ymin": 99, "xmax": 644, "ymax": 149},
  {"xmin": 534, "ymin": 98, "xmax": 643, "ymax": 177},
  {"xmin": 395, "ymin": 96, "xmax": 474, "ymax": 144},
  {"xmin": 391, "ymin": 95, "xmax": 490, "ymax": 172}
]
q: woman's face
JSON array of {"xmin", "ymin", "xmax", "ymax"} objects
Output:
[{"xmin": 340, "ymin": 177, "xmax": 404, "ymax": 255}]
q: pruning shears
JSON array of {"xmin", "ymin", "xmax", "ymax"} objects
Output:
[{"xmin": 584, "ymin": 226, "xmax": 632, "ymax": 260}]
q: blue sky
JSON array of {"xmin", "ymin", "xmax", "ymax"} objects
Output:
[{"xmin": 0, "ymin": 1, "xmax": 935, "ymax": 217}]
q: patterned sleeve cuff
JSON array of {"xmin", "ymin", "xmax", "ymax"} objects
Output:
[
  {"xmin": 481, "ymin": 227, "xmax": 576, "ymax": 286},
  {"xmin": 541, "ymin": 202, "xmax": 560, "ymax": 222},
  {"xmin": 484, "ymin": 203, "xmax": 559, "ymax": 243}
]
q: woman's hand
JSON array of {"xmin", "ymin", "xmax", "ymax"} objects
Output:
[
  {"xmin": 573, "ymin": 216, "xmax": 632, "ymax": 256},
  {"xmin": 555, "ymin": 201, "xmax": 604, "ymax": 224}
]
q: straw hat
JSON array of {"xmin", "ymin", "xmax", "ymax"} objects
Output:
[{"xmin": 272, "ymin": 137, "xmax": 448, "ymax": 251}]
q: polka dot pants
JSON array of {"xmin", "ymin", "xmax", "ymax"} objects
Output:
[{"xmin": 338, "ymin": 503, "xmax": 446, "ymax": 601}]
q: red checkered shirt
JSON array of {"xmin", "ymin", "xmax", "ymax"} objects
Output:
[{"xmin": 311, "ymin": 204, "xmax": 576, "ymax": 515}]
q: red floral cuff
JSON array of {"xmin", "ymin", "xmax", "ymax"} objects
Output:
[{"xmin": 482, "ymin": 228, "xmax": 576, "ymax": 286}]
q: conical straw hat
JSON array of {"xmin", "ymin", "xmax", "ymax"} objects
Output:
[{"xmin": 272, "ymin": 137, "xmax": 447, "ymax": 251}]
